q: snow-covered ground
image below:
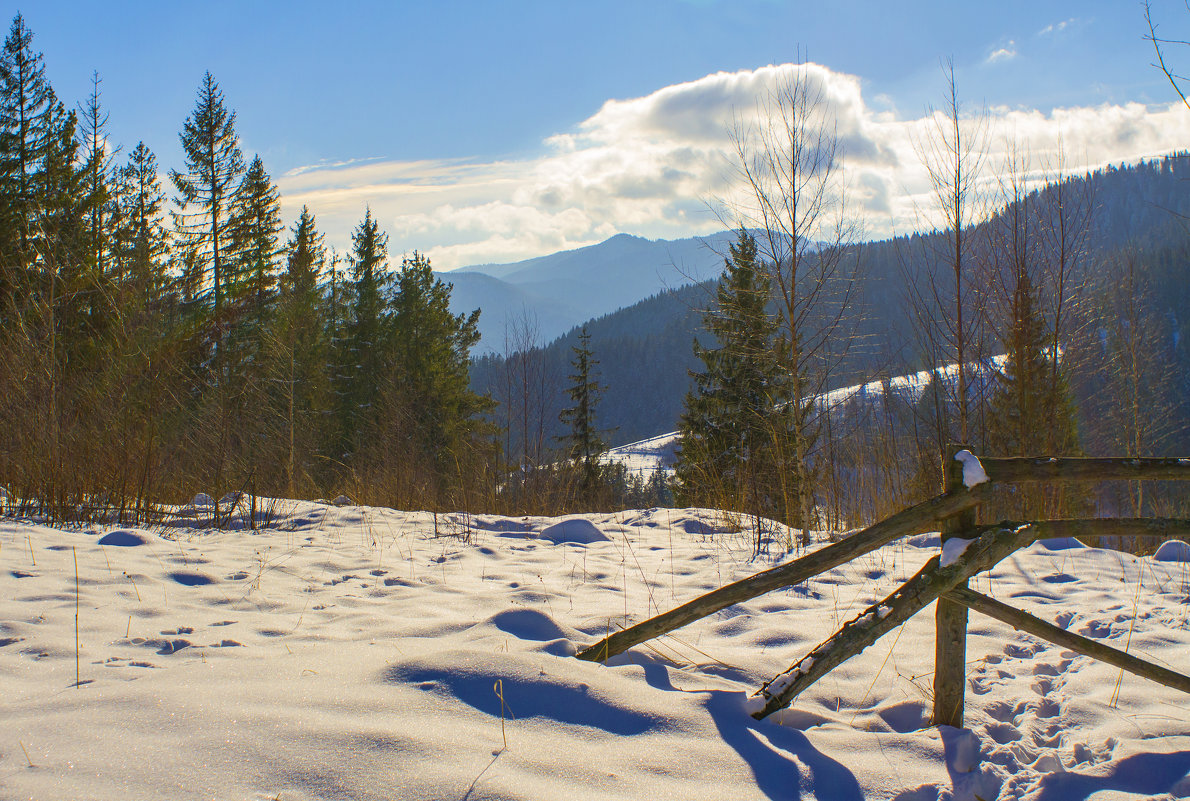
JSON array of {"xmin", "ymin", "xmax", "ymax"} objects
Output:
[{"xmin": 2, "ymin": 501, "xmax": 1189, "ymax": 800}]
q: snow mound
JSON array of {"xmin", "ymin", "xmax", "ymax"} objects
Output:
[
  {"xmin": 539, "ymin": 518, "xmax": 610, "ymax": 544},
  {"xmin": 1034, "ymin": 536, "xmax": 1086, "ymax": 551},
  {"xmin": 1152, "ymin": 539, "xmax": 1190, "ymax": 562},
  {"xmin": 97, "ymin": 530, "xmax": 147, "ymax": 547},
  {"xmin": 190, "ymin": 493, "xmax": 215, "ymax": 508}
]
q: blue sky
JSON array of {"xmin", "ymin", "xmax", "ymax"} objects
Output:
[{"xmin": 10, "ymin": 1, "xmax": 1189, "ymax": 267}]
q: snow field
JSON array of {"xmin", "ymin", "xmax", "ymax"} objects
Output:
[{"xmin": 1, "ymin": 503, "xmax": 1189, "ymax": 800}]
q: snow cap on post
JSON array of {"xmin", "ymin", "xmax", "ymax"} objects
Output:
[{"xmin": 953, "ymin": 449, "xmax": 988, "ymax": 488}]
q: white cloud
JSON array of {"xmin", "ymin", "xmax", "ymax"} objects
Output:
[
  {"xmin": 276, "ymin": 63, "xmax": 1190, "ymax": 271},
  {"xmin": 986, "ymin": 42, "xmax": 1018, "ymax": 64},
  {"xmin": 1039, "ymin": 18, "xmax": 1078, "ymax": 36}
]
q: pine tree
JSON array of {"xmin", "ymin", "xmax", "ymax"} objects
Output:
[
  {"xmin": 77, "ymin": 71, "xmax": 115, "ymax": 281},
  {"xmin": 988, "ymin": 242, "xmax": 1081, "ymax": 517},
  {"xmin": 114, "ymin": 142, "xmax": 170, "ymax": 307},
  {"xmin": 336, "ymin": 208, "xmax": 391, "ymax": 457},
  {"xmin": 228, "ymin": 155, "xmax": 282, "ymax": 318},
  {"xmin": 557, "ymin": 326, "xmax": 608, "ymax": 499},
  {"xmin": 675, "ymin": 230, "xmax": 800, "ymax": 530},
  {"xmin": 273, "ymin": 206, "xmax": 331, "ymax": 495},
  {"xmin": 388, "ymin": 250, "xmax": 488, "ymax": 500},
  {"xmin": 170, "ymin": 72, "xmax": 245, "ymax": 365},
  {"xmin": 0, "ymin": 13, "xmax": 54, "ymax": 286}
]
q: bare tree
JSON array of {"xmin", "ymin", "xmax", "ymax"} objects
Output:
[
  {"xmin": 907, "ymin": 59, "xmax": 991, "ymax": 451},
  {"xmin": 725, "ymin": 62, "xmax": 864, "ymax": 538},
  {"xmin": 1145, "ymin": 1, "xmax": 1189, "ymax": 109}
]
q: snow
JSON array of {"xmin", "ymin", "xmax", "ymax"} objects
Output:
[
  {"xmin": 941, "ymin": 536, "xmax": 974, "ymax": 566},
  {"xmin": 538, "ymin": 518, "xmax": 611, "ymax": 544},
  {"xmin": 3, "ymin": 505, "xmax": 1189, "ymax": 800},
  {"xmin": 954, "ymin": 449, "xmax": 989, "ymax": 488},
  {"xmin": 1153, "ymin": 539, "xmax": 1190, "ymax": 562}
]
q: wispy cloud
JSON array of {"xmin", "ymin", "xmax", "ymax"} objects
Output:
[
  {"xmin": 1039, "ymin": 18, "xmax": 1079, "ymax": 36},
  {"xmin": 276, "ymin": 63, "xmax": 1189, "ymax": 270},
  {"xmin": 986, "ymin": 41, "xmax": 1018, "ymax": 64}
]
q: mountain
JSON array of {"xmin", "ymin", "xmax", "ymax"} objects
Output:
[
  {"xmin": 471, "ymin": 153, "xmax": 1190, "ymax": 454},
  {"xmin": 439, "ymin": 230, "xmax": 741, "ymax": 353}
]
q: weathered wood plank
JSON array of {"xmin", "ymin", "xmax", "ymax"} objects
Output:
[
  {"xmin": 980, "ymin": 456, "xmax": 1190, "ymax": 483},
  {"xmin": 1025, "ymin": 518, "xmax": 1190, "ymax": 540},
  {"xmin": 935, "ymin": 444, "xmax": 975, "ymax": 728},
  {"xmin": 946, "ymin": 586, "xmax": 1190, "ymax": 695},
  {"xmin": 576, "ymin": 484, "xmax": 995, "ymax": 662},
  {"xmin": 747, "ymin": 523, "xmax": 1038, "ymax": 720}
]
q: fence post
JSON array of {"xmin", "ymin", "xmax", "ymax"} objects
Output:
[{"xmin": 934, "ymin": 443, "xmax": 976, "ymax": 728}]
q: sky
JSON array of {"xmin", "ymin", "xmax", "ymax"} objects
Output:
[{"xmin": 9, "ymin": 0, "xmax": 1189, "ymax": 269}]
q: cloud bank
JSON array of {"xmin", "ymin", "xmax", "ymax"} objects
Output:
[{"xmin": 276, "ymin": 63, "xmax": 1189, "ymax": 270}]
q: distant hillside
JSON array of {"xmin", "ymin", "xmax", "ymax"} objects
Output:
[
  {"xmin": 471, "ymin": 153, "xmax": 1190, "ymax": 453},
  {"xmin": 439, "ymin": 230, "xmax": 741, "ymax": 353}
]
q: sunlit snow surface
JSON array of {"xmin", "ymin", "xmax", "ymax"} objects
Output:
[{"xmin": 2, "ymin": 502, "xmax": 1189, "ymax": 800}]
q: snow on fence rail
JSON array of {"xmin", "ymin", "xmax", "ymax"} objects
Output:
[{"xmin": 576, "ymin": 448, "xmax": 1190, "ymax": 727}]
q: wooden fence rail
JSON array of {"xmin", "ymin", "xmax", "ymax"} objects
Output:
[{"xmin": 576, "ymin": 448, "xmax": 1190, "ymax": 729}]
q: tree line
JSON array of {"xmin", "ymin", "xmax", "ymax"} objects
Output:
[{"xmin": 0, "ymin": 14, "xmax": 631, "ymax": 522}]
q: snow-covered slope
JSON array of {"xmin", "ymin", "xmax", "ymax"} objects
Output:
[
  {"xmin": 601, "ymin": 357, "xmax": 1010, "ymax": 478},
  {"xmin": 3, "ymin": 504, "xmax": 1188, "ymax": 800}
]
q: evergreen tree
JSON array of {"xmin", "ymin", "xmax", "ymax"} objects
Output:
[
  {"xmin": 988, "ymin": 243, "xmax": 1081, "ymax": 517},
  {"xmin": 273, "ymin": 206, "xmax": 331, "ymax": 495},
  {"xmin": 336, "ymin": 208, "xmax": 390, "ymax": 456},
  {"xmin": 0, "ymin": 13, "xmax": 54, "ymax": 286},
  {"xmin": 77, "ymin": 71, "xmax": 115, "ymax": 280},
  {"xmin": 675, "ymin": 230, "xmax": 799, "ymax": 530},
  {"xmin": 388, "ymin": 250, "xmax": 488, "ymax": 499},
  {"xmin": 114, "ymin": 142, "xmax": 170, "ymax": 307},
  {"xmin": 170, "ymin": 72, "xmax": 245, "ymax": 364},
  {"xmin": 228, "ymin": 155, "xmax": 282, "ymax": 318},
  {"xmin": 557, "ymin": 326, "xmax": 608, "ymax": 498}
]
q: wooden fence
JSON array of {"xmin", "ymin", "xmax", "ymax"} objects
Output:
[{"xmin": 576, "ymin": 448, "xmax": 1190, "ymax": 726}]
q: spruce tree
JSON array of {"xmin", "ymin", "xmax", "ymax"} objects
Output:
[
  {"xmin": 274, "ymin": 206, "xmax": 330, "ymax": 495},
  {"xmin": 229, "ymin": 155, "xmax": 282, "ymax": 318},
  {"xmin": 77, "ymin": 71, "xmax": 115, "ymax": 280},
  {"xmin": 170, "ymin": 72, "xmax": 245, "ymax": 364},
  {"xmin": 114, "ymin": 142, "xmax": 170, "ymax": 307},
  {"xmin": 389, "ymin": 250, "xmax": 487, "ymax": 498},
  {"xmin": 988, "ymin": 253, "xmax": 1081, "ymax": 516},
  {"xmin": 675, "ymin": 230, "xmax": 800, "ymax": 530},
  {"xmin": 336, "ymin": 208, "xmax": 391, "ymax": 457},
  {"xmin": 557, "ymin": 326, "xmax": 608, "ymax": 499},
  {"xmin": 0, "ymin": 13, "xmax": 54, "ymax": 284}
]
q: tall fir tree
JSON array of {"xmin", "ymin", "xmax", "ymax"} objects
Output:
[
  {"xmin": 273, "ymin": 206, "xmax": 331, "ymax": 495},
  {"xmin": 388, "ymin": 250, "xmax": 488, "ymax": 499},
  {"xmin": 114, "ymin": 142, "xmax": 170, "ymax": 308},
  {"xmin": 228, "ymin": 155, "xmax": 282, "ymax": 317},
  {"xmin": 675, "ymin": 230, "xmax": 802, "ymax": 530},
  {"xmin": 557, "ymin": 326, "xmax": 608, "ymax": 500},
  {"xmin": 336, "ymin": 208, "xmax": 391, "ymax": 457},
  {"xmin": 170, "ymin": 72, "xmax": 245, "ymax": 366},
  {"xmin": 0, "ymin": 13, "xmax": 54, "ymax": 286}
]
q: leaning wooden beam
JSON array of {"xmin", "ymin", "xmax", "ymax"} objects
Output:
[
  {"xmin": 746, "ymin": 524, "xmax": 1039, "ymax": 720},
  {"xmin": 980, "ymin": 456, "xmax": 1190, "ymax": 484},
  {"xmin": 576, "ymin": 485, "xmax": 995, "ymax": 662},
  {"xmin": 946, "ymin": 586, "xmax": 1190, "ymax": 695}
]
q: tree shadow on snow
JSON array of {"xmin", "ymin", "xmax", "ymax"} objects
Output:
[
  {"xmin": 1029, "ymin": 749, "xmax": 1190, "ymax": 800},
  {"xmin": 703, "ymin": 691, "xmax": 863, "ymax": 801}
]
